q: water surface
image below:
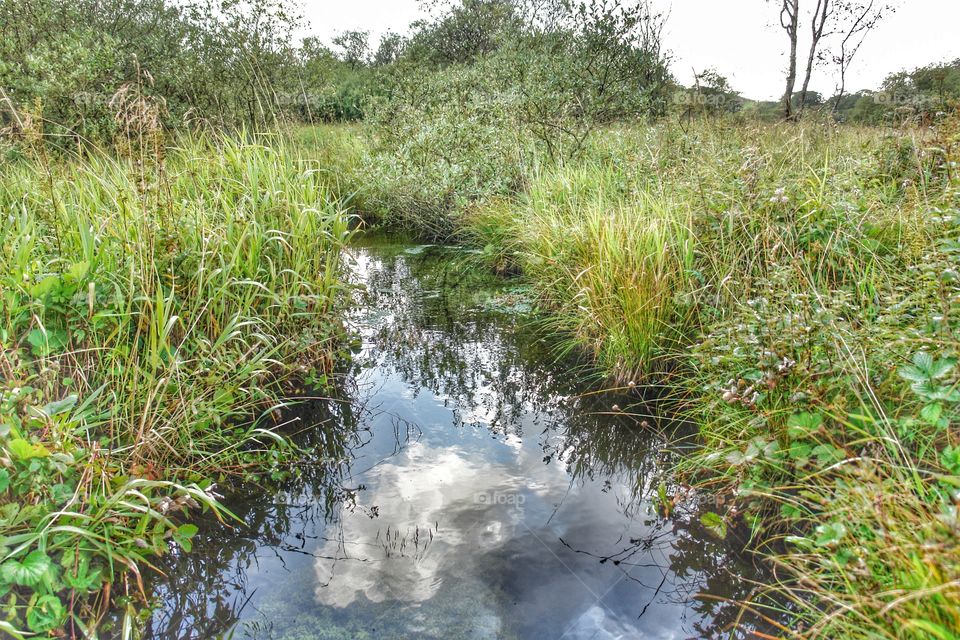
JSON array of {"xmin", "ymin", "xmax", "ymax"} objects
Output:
[{"xmin": 140, "ymin": 238, "xmax": 767, "ymax": 639}]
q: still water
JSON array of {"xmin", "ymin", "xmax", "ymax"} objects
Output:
[{"xmin": 139, "ymin": 238, "xmax": 768, "ymax": 639}]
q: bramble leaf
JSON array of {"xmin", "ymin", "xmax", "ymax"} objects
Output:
[{"xmin": 787, "ymin": 412, "xmax": 823, "ymax": 439}]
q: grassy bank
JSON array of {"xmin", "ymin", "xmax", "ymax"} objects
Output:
[
  {"xmin": 0, "ymin": 133, "xmax": 351, "ymax": 636},
  {"xmin": 306, "ymin": 115, "xmax": 960, "ymax": 638}
]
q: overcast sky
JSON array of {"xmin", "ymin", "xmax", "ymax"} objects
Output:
[{"xmin": 300, "ymin": 0, "xmax": 960, "ymax": 100}]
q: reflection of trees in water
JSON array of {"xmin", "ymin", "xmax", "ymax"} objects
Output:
[
  {"xmin": 356, "ymin": 248, "xmax": 670, "ymax": 496},
  {"xmin": 131, "ymin": 245, "xmax": 778, "ymax": 639},
  {"xmin": 546, "ymin": 500, "xmax": 778, "ymax": 639},
  {"xmin": 354, "ymin": 247, "xmax": 777, "ymax": 636}
]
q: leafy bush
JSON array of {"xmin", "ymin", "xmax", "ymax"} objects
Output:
[{"xmin": 358, "ymin": 61, "xmax": 528, "ymax": 236}]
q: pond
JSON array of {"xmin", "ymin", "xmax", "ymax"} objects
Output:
[{"xmin": 136, "ymin": 237, "xmax": 772, "ymax": 639}]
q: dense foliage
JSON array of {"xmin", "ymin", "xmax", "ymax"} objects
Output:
[
  {"xmin": 3, "ymin": 0, "xmax": 960, "ymax": 637},
  {"xmin": 0, "ymin": 0, "xmax": 674, "ymax": 145},
  {"xmin": 0, "ymin": 0, "xmax": 381, "ymax": 140},
  {"xmin": 307, "ymin": 104, "xmax": 960, "ymax": 638},
  {"xmin": 0, "ymin": 107, "xmax": 351, "ymax": 633},
  {"xmin": 2, "ymin": 0, "xmax": 955, "ymax": 143}
]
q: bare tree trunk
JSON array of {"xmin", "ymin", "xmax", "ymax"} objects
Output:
[
  {"xmin": 833, "ymin": 71, "xmax": 848, "ymax": 115},
  {"xmin": 798, "ymin": 0, "xmax": 831, "ymax": 116},
  {"xmin": 832, "ymin": 0, "xmax": 887, "ymax": 115},
  {"xmin": 780, "ymin": 0, "xmax": 800, "ymax": 120}
]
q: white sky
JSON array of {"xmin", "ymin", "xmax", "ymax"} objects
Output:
[{"xmin": 299, "ymin": 0, "xmax": 960, "ymax": 100}]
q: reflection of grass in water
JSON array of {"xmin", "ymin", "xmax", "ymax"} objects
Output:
[
  {"xmin": 481, "ymin": 285, "xmax": 537, "ymax": 315},
  {"xmin": 245, "ymin": 568, "xmax": 517, "ymax": 640},
  {"xmin": 355, "ymin": 236, "xmax": 516, "ymax": 316}
]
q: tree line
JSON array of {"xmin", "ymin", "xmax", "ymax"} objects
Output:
[{"xmin": 0, "ymin": 0, "xmax": 957, "ymax": 145}]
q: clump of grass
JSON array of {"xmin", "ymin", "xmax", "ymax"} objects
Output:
[
  {"xmin": 0, "ymin": 129, "xmax": 352, "ymax": 635},
  {"xmin": 491, "ymin": 163, "xmax": 695, "ymax": 379},
  {"xmin": 769, "ymin": 461, "xmax": 960, "ymax": 639}
]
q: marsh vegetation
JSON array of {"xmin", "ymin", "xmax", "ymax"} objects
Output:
[{"xmin": 1, "ymin": 0, "xmax": 959, "ymax": 638}]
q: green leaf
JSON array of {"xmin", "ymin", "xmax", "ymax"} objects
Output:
[
  {"xmin": 700, "ymin": 511, "xmax": 727, "ymax": 540},
  {"xmin": 0, "ymin": 470, "xmax": 9, "ymax": 493},
  {"xmin": 940, "ymin": 446, "xmax": 960, "ymax": 476},
  {"xmin": 912, "ymin": 380, "xmax": 960, "ymax": 402},
  {"xmin": 928, "ymin": 357, "xmax": 957, "ymax": 380},
  {"xmin": 39, "ymin": 395, "xmax": 78, "ymax": 419},
  {"xmin": 174, "ymin": 523, "xmax": 200, "ymax": 552},
  {"xmin": 913, "ymin": 351, "xmax": 935, "ymax": 373},
  {"xmin": 0, "ymin": 551, "xmax": 53, "ymax": 588},
  {"xmin": 63, "ymin": 555, "xmax": 102, "ymax": 592},
  {"xmin": 7, "ymin": 438, "xmax": 50, "ymax": 460},
  {"xmin": 725, "ymin": 450, "xmax": 746, "ymax": 466},
  {"xmin": 50, "ymin": 483, "xmax": 75, "ymax": 504},
  {"xmin": 0, "ymin": 503, "xmax": 20, "ymax": 526},
  {"xmin": 898, "ymin": 365, "xmax": 927, "ymax": 384},
  {"xmin": 786, "ymin": 442, "xmax": 813, "ymax": 466},
  {"xmin": 814, "ymin": 522, "xmax": 847, "ymax": 547},
  {"xmin": 30, "ymin": 276, "xmax": 60, "ymax": 299},
  {"xmin": 26, "ymin": 327, "xmax": 68, "ymax": 356},
  {"xmin": 26, "ymin": 594, "xmax": 66, "ymax": 633},
  {"xmin": 66, "ymin": 261, "xmax": 90, "ymax": 282},
  {"xmin": 812, "ymin": 443, "xmax": 845, "ymax": 466},
  {"xmin": 920, "ymin": 403, "xmax": 944, "ymax": 426},
  {"xmin": 787, "ymin": 412, "xmax": 823, "ymax": 439}
]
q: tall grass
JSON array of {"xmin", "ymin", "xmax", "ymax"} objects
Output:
[
  {"xmin": 468, "ymin": 162, "xmax": 695, "ymax": 378},
  {"xmin": 313, "ymin": 112, "xmax": 960, "ymax": 638},
  {"xmin": 666, "ymin": 118, "xmax": 959, "ymax": 639},
  {"xmin": 0, "ymin": 132, "xmax": 352, "ymax": 634}
]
